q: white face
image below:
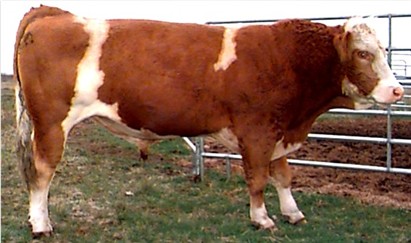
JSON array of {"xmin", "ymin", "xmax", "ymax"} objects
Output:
[{"xmin": 339, "ymin": 17, "xmax": 404, "ymax": 108}]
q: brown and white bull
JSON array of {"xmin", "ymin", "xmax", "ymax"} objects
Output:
[{"xmin": 14, "ymin": 5, "xmax": 403, "ymax": 237}]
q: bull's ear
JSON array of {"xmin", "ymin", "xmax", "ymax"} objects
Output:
[{"xmin": 333, "ymin": 31, "xmax": 351, "ymax": 63}]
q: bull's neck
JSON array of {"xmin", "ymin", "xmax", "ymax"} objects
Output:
[{"xmin": 267, "ymin": 24, "xmax": 350, "ymax": 141}]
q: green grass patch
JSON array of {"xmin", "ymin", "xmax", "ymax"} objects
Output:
[{"xmin": 2, "ymin": 88, "xmax": 410, "ymax": 242}]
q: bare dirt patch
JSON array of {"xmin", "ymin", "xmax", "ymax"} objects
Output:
[{"xmin": 292, "ymin": 117, "xmax": 410, "ymax": 209}]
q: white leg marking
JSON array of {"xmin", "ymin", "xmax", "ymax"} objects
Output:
[
  {"xmin": 29, "ymin": 186, "xmax": 53, "ymax": 233},
  {"xmin": 250, "ymin": 203, "xmax": 275, "ymax": 229},
  {"xmin": 274, "ymin": 184, "xmax": 305, "ymax": 224},
  {"xmin": 62, "ymin": 17, "xmax": 120, "ymax": 138},
  {"xmin": 214, "ymin": 28, "xmax": 238, "ymax": 71}
]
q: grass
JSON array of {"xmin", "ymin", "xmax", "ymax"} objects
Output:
[{"xmin": 2, "ymin": 87, "xmax": 410, "ymax": 242}]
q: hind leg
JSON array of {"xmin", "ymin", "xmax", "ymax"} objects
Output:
[
  {"xmin": 135, "ymin": 139, "xmax": 152, "ymax": 161},
  {"xmin": 25, "ymin": 124, "xmax": 65, "ymax": 236},
  {"xmin": 269, "ymin": 157, "xmax": 305, "ymax": 224}
]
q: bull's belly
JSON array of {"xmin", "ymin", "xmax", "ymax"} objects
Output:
[
  {"xmin": 211, "ymin": 128, "xmax": 302, "ymax": 160},
  {"xmin": 94, "ymin": 116, "xmax": 178, "ymax": 141},
  {"xmin": 93, "ymin": 118, "xmax": 302, "ymax": 161}
]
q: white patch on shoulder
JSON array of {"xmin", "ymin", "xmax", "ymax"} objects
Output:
[
  {"xmin": 61, "ymin": 17, "xmax": 116, "ymax": 138},
  {"xmin": 271, "ymin": 139, "xmax": 301, "ymax": 161},
  {"xmin": 214, "ymin": 27, "xmax": 238, "ymax": 71}
]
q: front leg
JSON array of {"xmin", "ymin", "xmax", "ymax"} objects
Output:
[
  {"xmin": 245, "ymin": 163, "xmax": 275, "ymax": 229},
  {"xmin": 269, "ymin": 157, "xmax": 305, "ymax": 224},
  {"xmin": 236, "ymin": 126, "xmax": 280, "ymax": 230}
]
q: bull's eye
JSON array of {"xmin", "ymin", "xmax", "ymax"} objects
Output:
[{"xmin": 357, "ymin": 50, "xmax": 372, "ymax": 60}]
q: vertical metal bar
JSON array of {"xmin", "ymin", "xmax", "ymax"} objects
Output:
[
  {"xmin": 192, "ymin": 137, "xmax": 205, "ymax": 181},
  {"xmin": 387, "ymin": 14, "xmax": 393, "ymax": 67},
  {"xmin": 386, "ymin": 105, "xmax": 393, "ymax": 172},
  {"xmin": 193, "ymin": 137, "xmax": 202, "ymax": 179},
  {"xmin": 198, "ymin": 137, "xmax": 205, "ymax": 181},
  {"xmin": 386, "ymin": 14, "xmax": 393, "ymax": 172},
  {"xmin": 225, "ymin": 157, "xmax": 231, "ymax": 181}
]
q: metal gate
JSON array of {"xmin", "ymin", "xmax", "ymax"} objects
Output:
[{"xmin": 187, "ymin": 14, "xmax": 411, "ymax": 180}]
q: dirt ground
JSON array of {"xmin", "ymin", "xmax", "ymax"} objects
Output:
[{"xmin": 203, "ymin": 117, "xmax": 411, "ymax": 210}]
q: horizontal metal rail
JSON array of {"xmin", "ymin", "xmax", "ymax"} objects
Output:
[
  {"xmin": 206, "ymin": 14, "xmax": 411, "ymax": 25},
  {"xmin": 327, "ymin": 109, "xmax": 411, "ymax": 116},
  {"xmin": 308, "ymin": 133, "xmax": 411, "ymax": 145},
  {"xmin": 197, "ymin": 151, "xmax": 411, "ymax": 175},
  {"xmin": 391, "ymin": 104, "xmax": 411, "ymax": 109},
  {"xmin": 288, "ymin": 159, "xmax": 411, "ymax": 174}
]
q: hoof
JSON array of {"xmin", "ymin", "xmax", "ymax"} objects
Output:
[
  {"xmin": 192, "ymin": 174, "xmax": 201, "ymax": 183},
  {"xmin": 28, "ymin": 217, "xmax": 53, "ymax": 238},
  {"xmin": 139, "ymin": 151, "xmax": 148, "ymax": 161},
  {"xmin": 297, "ymin": 218, "xmax": 308, "ymax": 225},
  {"xmin": 251, "ymin": 221, "xmax": 278, "ymax": 231},
  {"xmin": 251, "ymin": 217, "xmax": 277, "ymax": 231},
  {"xmin": 282, "ymin": 211, "xmax": 305, "ymax": 225},
  {"xmin": 32, "ymin": 231, "xmax": 53, "ymax": 239}
]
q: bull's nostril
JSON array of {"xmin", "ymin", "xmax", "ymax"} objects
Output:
[{"xmin": 393, "ymin": 86, "xmax": 404, "ymax": 99}]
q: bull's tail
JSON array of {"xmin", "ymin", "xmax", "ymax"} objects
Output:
[
  {"xmin": 15, "ymin": 85, "xmax": 35, "ymax": 189},
  {"xmin": 14, "ymin": 5, "xmax": 70, "ymax": 189}
]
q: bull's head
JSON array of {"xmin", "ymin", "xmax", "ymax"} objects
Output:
[{"xmin": 334, "ymin": 17, "xmax": 404, "ymax": 109}]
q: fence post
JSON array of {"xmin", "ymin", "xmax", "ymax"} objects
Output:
[
  {"xmin": 387, "ymin": 14, "xmax": 393, "ymax": 67},
  {"xmin": 386, "ymin": 14, "xmax": 393, "ymax": 172},
  {"xmin": 192, "ymin": 137, "xmax": 205, "ymax": 181},
  {"xmin": 225, "ymin": 157, "xmax": 231, "ymax": 181},
  {"xmin": 386, "ymin": 105, "xmax": 393, "ymax": 172}
]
